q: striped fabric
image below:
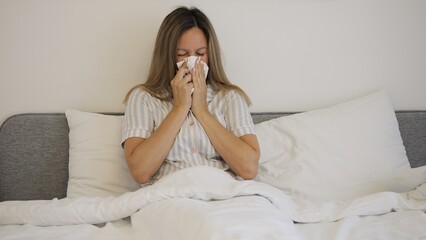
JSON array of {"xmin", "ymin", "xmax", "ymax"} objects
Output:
[{"xmin": 121, "ymin": 85, "xmax": 255, "ymax": 185}]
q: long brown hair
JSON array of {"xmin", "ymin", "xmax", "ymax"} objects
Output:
[{"xmin": 124, "ymin": 7, "xmax": 251, "ymax": 105}]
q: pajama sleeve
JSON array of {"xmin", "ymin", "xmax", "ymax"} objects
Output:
[
  {"xmin": 223, "ymin": 90, "xmax": 255, "ymax": 137},
  {"xmin": 121, "ymin": 88, "xmax": 155, "ymax": 145}
]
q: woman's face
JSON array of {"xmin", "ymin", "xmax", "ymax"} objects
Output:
[{"xmin": 176, "ymin": 27, "xmax": 208, "ymax": 64}]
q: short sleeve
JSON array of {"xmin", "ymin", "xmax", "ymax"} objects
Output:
[
  {"xmin": 121, "ymin": 88, "xmax": 154, "ymax": 145},
  {"xmin": 223, "ymin": 91, "xmax": 255, "ymax": 137}
]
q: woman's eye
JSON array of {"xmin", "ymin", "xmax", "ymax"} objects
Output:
[
  {"xmin": 196, "ymin": 53, "xmax": 206, "ymax": 56},
  {"xmin": 177, "ymin": 51, "xmax": 189, "ymax": 57}
]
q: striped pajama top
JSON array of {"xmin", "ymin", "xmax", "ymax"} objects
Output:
[{"xmin": 121, "ymin": 85, "xmax": 255, "ymax": 185}]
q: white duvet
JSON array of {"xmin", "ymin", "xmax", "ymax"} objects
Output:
[{"xmin": 1, "ymin": 166, "xmax": 426, "ymax": 240}]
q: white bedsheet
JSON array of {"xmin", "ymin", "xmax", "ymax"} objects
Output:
[{"xmin": 1, "ymin": 166, "xmax": 425, "ymax": 240}]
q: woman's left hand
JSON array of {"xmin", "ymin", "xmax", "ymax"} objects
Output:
[{"xmin": 191, "ymin": 57, "xmax": 208, "ymax": 115}]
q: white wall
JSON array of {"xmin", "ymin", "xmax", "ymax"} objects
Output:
[{"xmin": 1, "ymin": 0, "xmax": 425, "ymax": 125}]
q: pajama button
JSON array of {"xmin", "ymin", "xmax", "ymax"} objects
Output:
[
  {"xmin": 191, "ymin": 147, "xmax": 198, "ymax": 153},
  {"xmin": 189, "ymin": 121, "xmax": 195, "ymax": 127}
]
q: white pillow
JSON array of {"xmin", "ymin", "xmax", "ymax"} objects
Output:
[
  {"xmin": 66, "ymin": 110, "xmax": 140, "ymax": 198},
  {"xmin": 254, "ymin": 90, "xmax": 411, "ymax": 202}
]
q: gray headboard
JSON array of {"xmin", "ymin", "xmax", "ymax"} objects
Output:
[{"xmin": 0, "ymin": 111, "xmax": 425, "ymax": 202}]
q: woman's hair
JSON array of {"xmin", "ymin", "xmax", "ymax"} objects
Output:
[{"xmin": 125, "ymin": 6, "xmax": 251, "ymax": 105}]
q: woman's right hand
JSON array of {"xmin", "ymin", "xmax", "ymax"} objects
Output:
[{"xmin": 171, "ymin": 59, "xmax": 193, "ymax": 112}]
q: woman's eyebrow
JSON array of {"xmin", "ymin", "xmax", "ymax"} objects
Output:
[{"xmin": 177, "ymin": 47, "xmax": 207, "ymax": 52}]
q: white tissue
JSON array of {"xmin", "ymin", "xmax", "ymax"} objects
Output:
[{"xmin": 176, "ymin": 56, "xmax": 209, "ymax": 79}]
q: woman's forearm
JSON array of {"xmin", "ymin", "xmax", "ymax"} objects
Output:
[
  {"xmin": 124, "ymin": 107, "xmax": 188, "ymax": 184},
  {"xmin": 195, "ymin": 111, "xmax": 260, "ymax": 180}
]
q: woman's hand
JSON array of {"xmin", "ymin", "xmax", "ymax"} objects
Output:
[
  {"xmin": 191, "ymin": 57, "xmax": 208, "ymax": 116},
  {"xmin": 171, "ymin": 59, "xmax": 193, "ymax": 112}
]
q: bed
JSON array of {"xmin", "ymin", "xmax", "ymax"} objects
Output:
[{"xmin": 0, "ymin": 90, "xmax": 425, "ymax": 239}]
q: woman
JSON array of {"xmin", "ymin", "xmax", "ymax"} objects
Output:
[{"xmin": 122, "ymin": 7, "xmax": 260, "ymax": 185}]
